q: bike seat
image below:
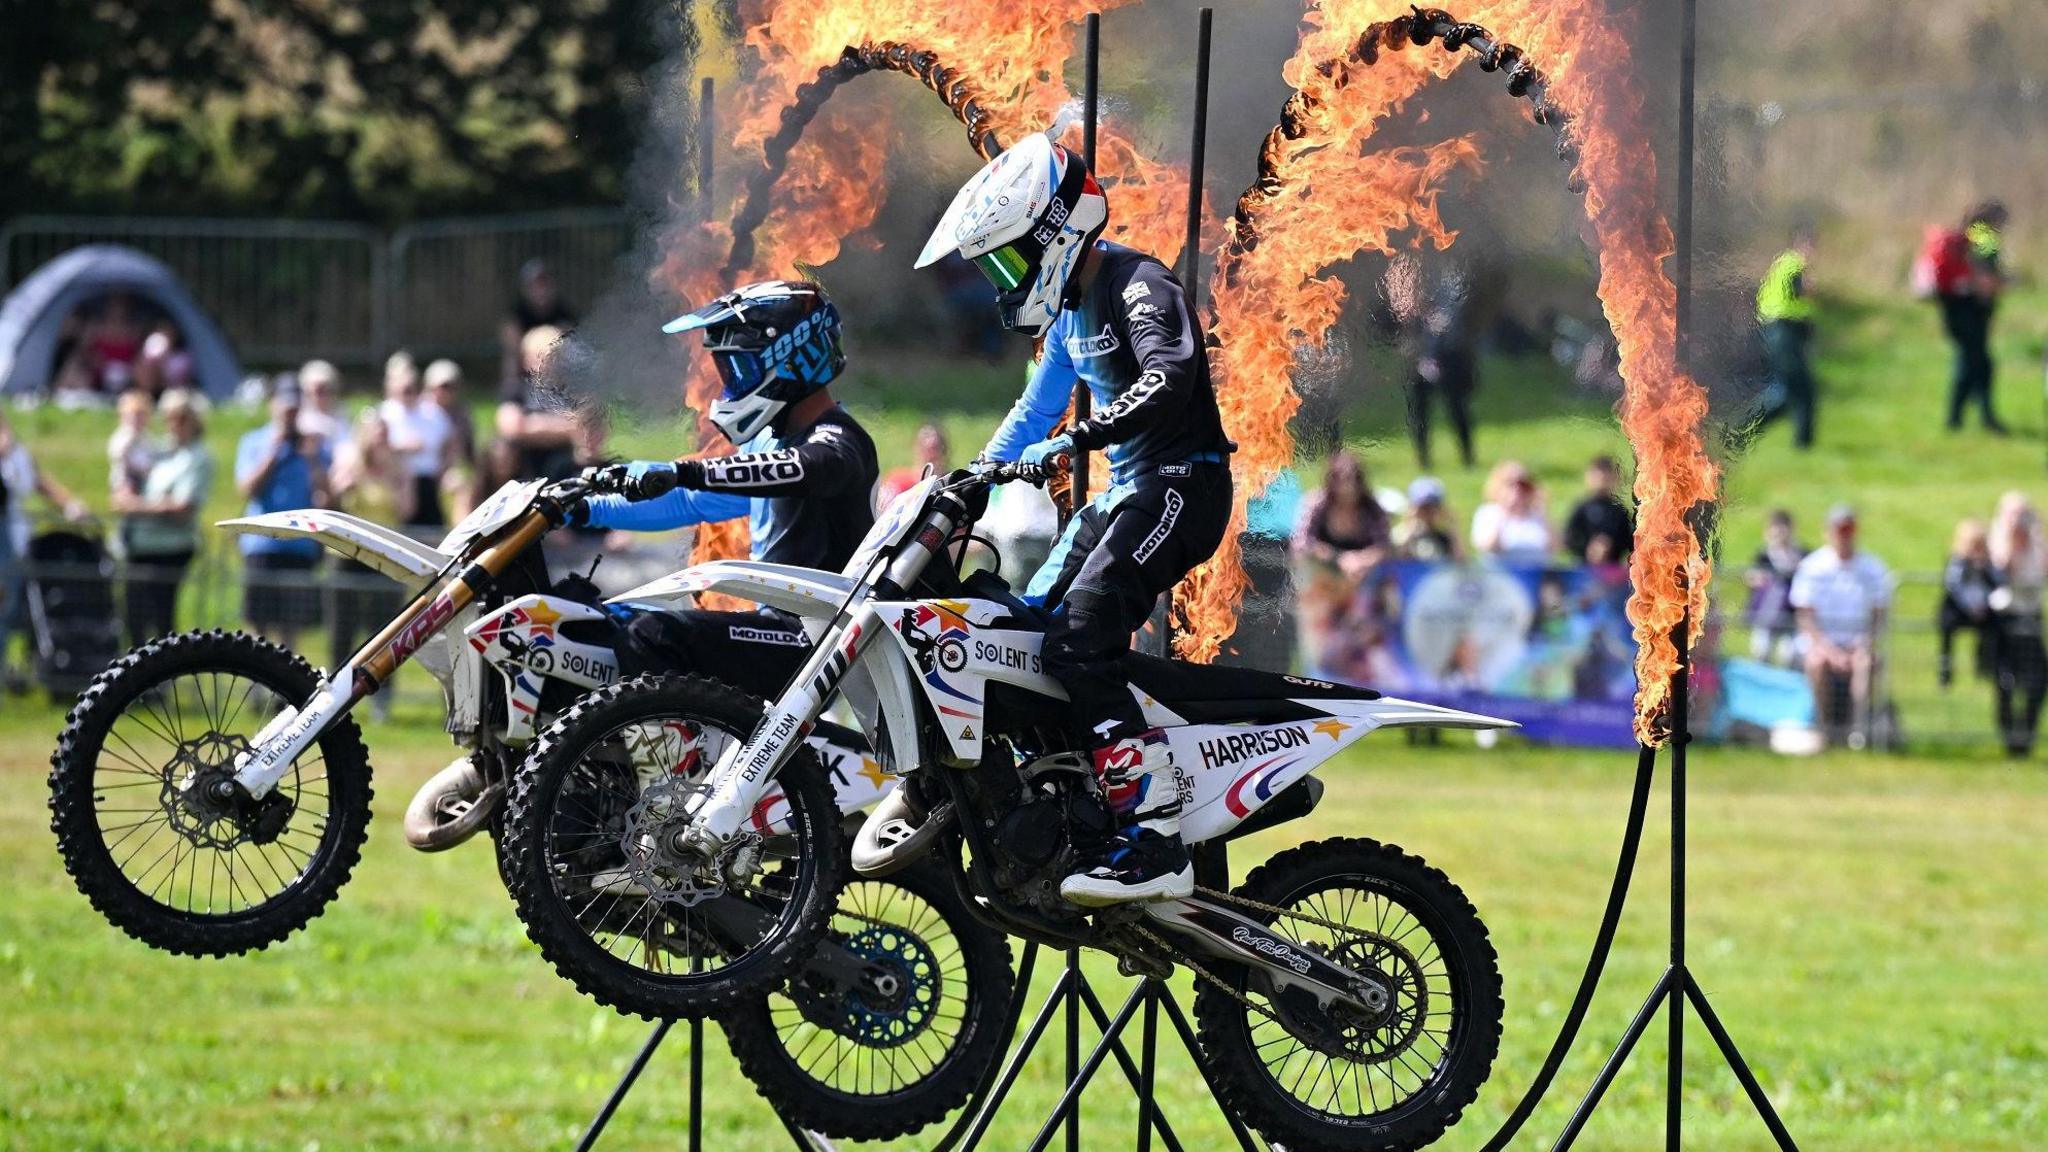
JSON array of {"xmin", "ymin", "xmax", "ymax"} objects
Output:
[{"xmin": 1122, "ymin": 653, "xmax": 1380, "ymax": 724}]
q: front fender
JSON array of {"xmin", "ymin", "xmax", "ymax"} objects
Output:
[
  {"xmin": 609, "ymin": 560, "xmax": 859, "ymax": 620},
  {"xmin": 217, "ymin": 510, "xmax": 452, "ymax": 587}
]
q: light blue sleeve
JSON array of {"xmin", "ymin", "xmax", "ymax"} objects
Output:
[
  {"xmin": 234, "ymin": 431, "xmax": 279, "ymax": 486},
  {"xmin": 980, "ymin": 335, "xmax": 1077, "ymax": 462},
  {"xmin": 581, "ymin": 461, "xmax": 749, "ymax": 531}
]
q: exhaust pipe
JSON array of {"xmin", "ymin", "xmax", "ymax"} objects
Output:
[{"xmin": 403, "ymin": 756, "xmax": 503, "ymax": 852}]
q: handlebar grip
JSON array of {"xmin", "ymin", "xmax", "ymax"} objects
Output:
[{"xmin": 633, "ymin": 467, "xmax": 681, "ymax": 501}]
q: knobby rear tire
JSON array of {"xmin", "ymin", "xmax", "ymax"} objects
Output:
[
  {"xmin": 1194, "ymin": 836, "xmax": 1503, "ymax": 1152},
  {"xmin": 720, "ymin": 855, "xmax": 1015, "ymax": 1141}
]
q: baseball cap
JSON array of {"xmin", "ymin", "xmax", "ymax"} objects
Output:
[
  {"xmin": 1826, "ymin": 503, "xmax": 1857, "ymax": 527},
  {"xmin": 1408, "ymin": 476, "xmax": 1446, "ymax": 507}
]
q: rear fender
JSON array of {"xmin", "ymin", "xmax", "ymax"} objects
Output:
[
  {"xmin": 609, "ymin": 560, "xmax": 859, "ymax": 619},
  {"xmin": 217, "ymin": 510, "xmax": 451, "ymax": 587},
  {"xmin": 1335, "ymin": 696, "xmax": 1520, "ymax": 731}
]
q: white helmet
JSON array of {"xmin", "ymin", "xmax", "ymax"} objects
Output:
[{"xmin": 915, "ymin": 133, "xmax": 1109, "ymax": 339}]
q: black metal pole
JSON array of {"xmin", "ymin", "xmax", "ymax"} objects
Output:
[
  {"xmin": 1064, "ymin": 948, "xmax": 1082, "ymax": 1152},
  {"xmin": 1069, "ymin": 12, "xmax": 1099, "ymax": 524},
  {"xmin": 1673, "ymin": 0, "xmax": 1697, "ymax": 357},
  {"xmin": 698, "ymin": 77, "xmax": 716, "ymax": 211},
  {"xmin": 574, "ymin": 1020, "xmax": 672, "ymax": 1152},
  {"xmin": 1669, "ymin": 612, "xmax": 1691, "ymax": 1152},
  {"xmin": 689, "ymin": 1017, "xmax": 705, "ymax": 1152},
  {"xmin": 1180, "ymin": 9, "xmax": 1213, "ymax": 307},
  {"xmin": 1670, "ymin": 0, "xmax": 1699, "ymax": 1136},
  {"xmin": 1156, "ymin": 6, "xmax": 1214, "ymax": 658},
  {"xmin": 1136, "ymin": 983, "xmax": 1161, "ymax": 1152}
]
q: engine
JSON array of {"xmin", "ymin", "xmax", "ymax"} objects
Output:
[{"xmin": 987, "ymin": 756, "xmax": 1117, "ymax": 919}]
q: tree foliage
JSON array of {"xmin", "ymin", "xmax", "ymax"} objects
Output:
[{"xmin": 0, "ymin": 0, "xmax": 696, "ymax": 222}]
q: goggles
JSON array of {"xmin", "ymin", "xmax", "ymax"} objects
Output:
[{"xmin": 972, "ymin": 244, "xmax": 1032, "ymax": 291}]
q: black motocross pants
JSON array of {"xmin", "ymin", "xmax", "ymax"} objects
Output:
[{"xmin": 1025, "ymin": 460, "xmax": 1232, "ymax": 747}]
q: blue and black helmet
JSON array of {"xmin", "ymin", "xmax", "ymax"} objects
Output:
[{"xmin": 664, "ymin": 279, "xmax": 845, "ymax": 443}]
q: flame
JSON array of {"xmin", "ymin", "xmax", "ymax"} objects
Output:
[
  {"xmin": 1182, "ymin": 1, "xmax": 1480, "ymax": 665},
  {"xmin": 656, "ymin": 1, "xmax": 1192, "ymax": 565},
  {"xmin": 1188, "ymin": 1, "xmax": 1717, "ymax": 745}
]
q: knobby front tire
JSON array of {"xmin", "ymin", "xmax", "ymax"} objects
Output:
[
  {"xmin": 48, "ymin": 630, "xmax": 373, "ymax": 957},
  {"xmin": 501, "ymin": 674, "xmax": 847, "ymax": 1020}
]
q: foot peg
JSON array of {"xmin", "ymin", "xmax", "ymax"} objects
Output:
[{"xmin": 403, "ymin": 756, "xmax": 504, "ymax": 852}]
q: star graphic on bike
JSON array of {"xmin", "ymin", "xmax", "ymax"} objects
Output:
[
  {"xmin": 524, "ymin": 599, "xmax": 563, "ymax": 631},
  {"xmin": 1312, "ymin": 718, "xmax": 1350, "ymax": 741},
  {"xmin": 858, "ymin": 757, "xmax": 890, "ymax": 790}
]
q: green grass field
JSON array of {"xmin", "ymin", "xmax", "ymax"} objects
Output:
[
  {"xmin": 2, "ymin": 703, "xmax": 2043, "ymax": 1150},
  {"xmin": 3, "ymin": 287, "xmax": 2044, "ymax": 1148}
]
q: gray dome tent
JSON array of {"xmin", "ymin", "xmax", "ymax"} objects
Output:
[{"xmin": 0, "ymin": 245, "xmax": 240, "ymax": 399}]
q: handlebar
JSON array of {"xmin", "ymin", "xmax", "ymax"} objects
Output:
[{"xmin": 944, "ymin": 457, "xmax": 1065, "ymax": 493}]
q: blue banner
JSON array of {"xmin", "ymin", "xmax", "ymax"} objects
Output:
[{"xmin": 1303, "ymin": 559, "xmax": 1639, "ymax": 748}]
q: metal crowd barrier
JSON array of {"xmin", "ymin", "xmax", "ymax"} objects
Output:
[{"xmin": 1, "ymin": 209, "xmax": 632, "ymax": 370}]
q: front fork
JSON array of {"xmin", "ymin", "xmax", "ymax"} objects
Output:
[
  {"xmin": 686, "ymin": 606, "xmax": 880, "ymax": 845},
  {"xmin": 231, "ymin": 512, "xmax": 553, "ymax": 798}
]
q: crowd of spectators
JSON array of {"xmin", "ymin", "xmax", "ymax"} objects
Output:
[{"xmin": 45, "ymin": 294, "xmax": 198, "ymax": 410}]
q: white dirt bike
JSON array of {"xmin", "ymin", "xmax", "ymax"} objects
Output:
[
  {"xmin": 499, "ymin": 463, "xmax": 1513, "ymax": 1152},
  {"xmin": 46, "ymin": 471, "xmax": 1016, "ymax": 1142}
]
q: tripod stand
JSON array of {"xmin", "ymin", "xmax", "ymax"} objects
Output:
[{"xmin": 1477, "ymin": 618, "xmax": 1800, "ymax": 1151}]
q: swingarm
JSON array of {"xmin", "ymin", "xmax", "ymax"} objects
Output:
[{"xmin": 1141, "ymin": 897, "xmax": 1393, "ymax": 1018}]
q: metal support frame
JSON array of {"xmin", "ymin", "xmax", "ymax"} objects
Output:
[{"xmin": 573, "ymin": 937, "xmax": 1271, "ymax": 1152}]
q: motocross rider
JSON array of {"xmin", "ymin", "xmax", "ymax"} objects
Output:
[
  {"xmin": 574, "ymin": 279, "xmax": 879, "ymax": 698},
  {"xmin": 916, "ymin": 133, "xmax": 1233, "ymax": 906}
]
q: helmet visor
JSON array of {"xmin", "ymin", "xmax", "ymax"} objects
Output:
[
  {"xmin": 713, "ymin": 349, "xmax": 766, "ymax": 399},
  {"xmin": 972, "ymin": 244, "xmax": 1032, "ymax": 291}
]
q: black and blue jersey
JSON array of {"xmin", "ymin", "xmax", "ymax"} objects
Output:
[{"xmin": 981, "ymin": 243, "xmax": 1230, "ymax": 485}]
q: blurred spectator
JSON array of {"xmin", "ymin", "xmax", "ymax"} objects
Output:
[
  {"xmin": 295, "ymin": 360, "xmax": 353, "ymax": 453},
  {"xmin": 1389, "ymin": 256, "xmax": 1479, "ymax": 471},
  {"xmin": 1562, "ymin": 454, "xmax": 1634, "ymax": 566},
  {"xmin": 880, "ymin": 423, "xmax": 951, "ymax": 508},
  {"xmin": 494, "ymin": 324, "xmax": 580, "ymax": 481},
  {"xmin": 1293, "ymin": 452, "xmax": 1391, "ymax": 583},
  {"xmin": 376, "ymin": 351, "xmax": 454, "ymax": 529},
  {"xmin": 1749, "ymin": 230, "xmax": 1819, "ymax": 449},
  {"xmin": 1988, "ymin": 492, "xmax": 2046, "ymax": 758},
  {"xmin": 132, "ymin": 324, "xmax": 193, "ymax": 398},
  {"xmin": 1392, "ymin": 476, "xmax": 1460, "ymax": 562},
  {"xmin": 424, "ymin": 359, "xmax": 478, "ymax": 517},
  {"xmin": 235, "ymin": 380, "xmax": 330, "ymax": 648},
  {"xmin": 1293, "ymin": 453, "xmax": 1391, "ymax": 679},
  {"xmin": 1790, "ymin": 504, "xmax": 1891, "ymax": 748},
  {"xmin": 1744, "ymin": 508, "xmax": 1805, "ymax": 665},
  {"xmin": 1470, "ymin": 460, "xmax": 1552, "ymax": 563},
  {"xmin": 0, "ymin": 411, "xmax": 91, "ymax": 690},
  {"xmin": 500, "ymin": 258, "xmax": 578, "ymax": 387},
  {"xmin": 106, "ymin": 388, "xmax": 157, "ymax": 514},
  {"xmin": 328, "ymin": 408, "xmax": 405, "ymax": 721},
  {"xmin": 1938, "ymin": 518, "xmax": 1997, "ymax": 690},
  {"xmin": 1922, "ymin": 201, "xmax": 2009, "ymax": 432},
  {"xmin": 114, "ymin": 389, "xmax": 213, "ymax": 647}
]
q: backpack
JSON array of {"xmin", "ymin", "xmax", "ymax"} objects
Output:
[{"xmin": 1910, "ymin": 226, "xmax": 1972, "ymax": 298}]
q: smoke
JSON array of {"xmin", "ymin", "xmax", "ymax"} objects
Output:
[{"xmin": 542, "ymin": 1, "xmax": 708, "ymax": 422}]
